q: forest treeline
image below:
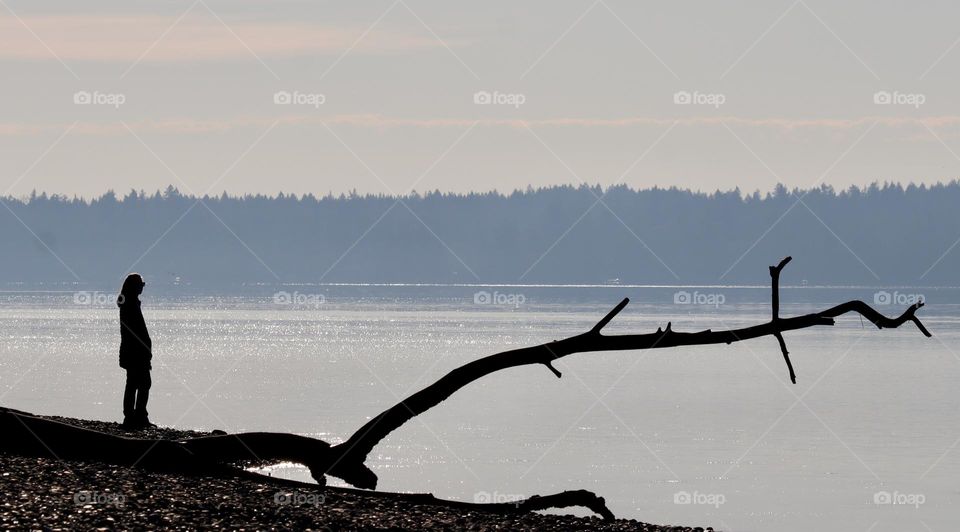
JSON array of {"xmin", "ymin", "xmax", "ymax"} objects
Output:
[{"xmin": 2, "ymin": 182, "xmax": 957, "ymax": 286}]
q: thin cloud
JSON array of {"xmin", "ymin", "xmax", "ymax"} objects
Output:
[{"xmin": 0, "ymin": 15, "xmax": 445, "ymax": 62}]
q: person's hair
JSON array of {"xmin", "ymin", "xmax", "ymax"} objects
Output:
[{"xmin": 117, "ymin": 273, "xmax": 144, "ymax": 306}]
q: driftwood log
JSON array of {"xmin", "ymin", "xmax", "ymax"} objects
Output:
[
  {"xmin": 0, "ymin": 257, "xmax": 932, "ymax": 520},
  {"xmin": 0, "ymin": 407, "xmax": 614, "ymax": 519}
]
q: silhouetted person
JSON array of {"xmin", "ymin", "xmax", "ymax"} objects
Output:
[{"xmin": 118, "ymin": 273, "xmax": 154, "ymax": 429}]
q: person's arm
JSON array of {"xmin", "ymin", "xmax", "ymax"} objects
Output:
[{"xmin": 137, "ymin": 308, "xmax": 152, "ymax": 352}]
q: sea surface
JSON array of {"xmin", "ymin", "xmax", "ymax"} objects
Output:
[{"xmin": 0, "ymin": 284, "xmax": 957, "ymax": 532}]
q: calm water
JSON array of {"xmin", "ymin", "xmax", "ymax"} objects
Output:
[{"xmin": 1, "ymin": 285, "xmax": 958, "ymax": 531}]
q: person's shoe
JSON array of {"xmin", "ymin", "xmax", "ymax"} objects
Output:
[
  {"xmin": 136, "ymin": 413, "xmax": 157, "ymax": 429},
  {"xmin": 121, "ymin": 416, "xmax": 139, "ymax": 431}
]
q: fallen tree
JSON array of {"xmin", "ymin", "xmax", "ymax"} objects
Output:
[{"xmin": 0, "ymin": 257, "xmax": 932, "ymax": 520}]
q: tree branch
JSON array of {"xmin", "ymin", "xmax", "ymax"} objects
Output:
[
  {"xmin": 396, "ymin": 489, "xmax": 614, "ymax": 520},
  {"xmin": 329, "ymin": 257, "xmax": 931, "ymax": 487},
  {"xmin": 771, "ymin": 256, "xmax": 794, "ymax": 382}
]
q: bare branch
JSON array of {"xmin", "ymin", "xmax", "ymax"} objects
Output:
[
  {"xmin": 773, "ymin": 332, "xmax": 796, "ymax": 384},
  {"xmin": 398, "ymin": 488, "xmax": 615, "ymax": 520},
  {"xmin": 770, "ymin": 256, "xmax": 792, "ymax": 380},
  {"xmin": 330, "ymin": 258, "xmax": 931, "ymax": 487},
  {"xmin": 591, "ymin": 297, "xmax": 630, "ymax": 334}
]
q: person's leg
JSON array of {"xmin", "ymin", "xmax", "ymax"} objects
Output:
[
  {"xmin": 134, "ymin": 369, "xmax": 152, "ymax": 424},
  {"xmin": 122, "ymin": 369, "xmax": 137, "ymax": 424}
]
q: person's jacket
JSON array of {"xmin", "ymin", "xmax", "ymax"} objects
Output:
[{"xmin": 118, "ymin": 296, "xmax": 152, "ymax": 370}]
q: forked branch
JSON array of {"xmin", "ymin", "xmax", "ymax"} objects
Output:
[{"xmin": 329, "ymin": 257, "xmax": 931, "ymax": 487}]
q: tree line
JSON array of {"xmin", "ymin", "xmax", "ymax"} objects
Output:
[{"xmin": 1, "ymin": 182, "xmax": 956, "ymax": 286}]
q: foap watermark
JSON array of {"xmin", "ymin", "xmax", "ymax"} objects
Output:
[
  {"xmin": 74, "ymin": 490, "xmax": 125, "ymax": 508},
  {"xmin": 73, "ymin": 90, "xmax": 126, "ymax": 109},
  {"xmin": 874, "ymin": 490, "xmax": 925, "ymax": 508},
  {"xmin": 273, "ymin": 90, "xmax": 326, "ymax": 108},
  {"xmin": 473, "ymin": 90, "xmax": 526, "ymax": 108},
  {"xmin": 474, "ymin": 490, "xmax": 524, "ymax": 506},
  {"xmin": 473, "ymin": 290, "xmax": 525, "ymax": 307},
  {"xmin": 673, "ymin": 90, "xmax": 725, "ymax": 108},
  {"xmin": 873, "ymin": 291, "xmax": 924, "ymax": 306},
  {"xmin": 873, "ymin": 90, "xmax": 925, "ymax": 109},
  {"xmin": 673, "ymin": 290, "xmax": 725, "ymax": 308},
  {"xmin": 273, "ymin": 291, "xmax": 325, "ymax": 308},
  {"xmin": 673, "ymin": 490, "xmax": 725, "ymax": 508},
  {"xmin": 73, "ymin": 291, "xmax": 119, "ymax": 306},
  {"xmin": 274, "ymin": 490, "xmax": 325, "ymax": 507}
]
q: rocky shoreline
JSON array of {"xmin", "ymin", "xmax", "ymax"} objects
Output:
[{"xmin": 0, "ymin": 414, "xmax": 711, "ymax": 531}]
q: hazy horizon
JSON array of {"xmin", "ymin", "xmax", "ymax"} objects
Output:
[{"xmin": 6, "ymin": 178, "xmax": 959, "ymax": 203}]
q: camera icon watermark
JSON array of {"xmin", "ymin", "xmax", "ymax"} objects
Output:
[
  {"xmin": 474, "ymin": 490, "xmax": 524, "ymax": 506},
  {"xmin": 873, "ymin": 490, "xmax": 925, "ymax": 508},
  {"xmin": 273, "ymin": 490, "xmax": 325, "ymax": 507},
  {"xmin": 873, "ymin": 291, "xmax": 924, "ymax": 306},
  {"xmin": 73, "ymin": 90, "xmax": 126, "ymax": 109},
  {"xmin": 273, "ymin": 90, "xmax": 326, "ymax": 108},
  {"xmin": 673, "ymin": 90, "xmax": 725, "ymax": 108},
  {"xmin": 873, "ymin": 90, "xmax": 925, "ymax": 108},
  {"xmin": 73, "ymin": 291, "xmax": 118, "ymax": 306},
  {"xmin": 673, "ymin": 290, "xmax": 725, "ymax": 308},
  {"xmin": 673, "ymin": 490, "xmax": 725, "ymax": 508},
  {"xmin": 473, "ymin": 90, "xmax": 526, "ymax": 108},
  {"xmin": 273, "ymin": 291, "xmax": 325, "ymax": 308},
  {"xmin": 74, "ymin": 490, "xmax": 125, "ymax": 507},
  {"xmin": 473, "ymin": 290, "xmax": 525, "ymax": 307}
]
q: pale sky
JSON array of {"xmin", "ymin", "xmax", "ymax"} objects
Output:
[{"xmin": 3, "ymin": 0, "xmax": 960, "ymax": 198}]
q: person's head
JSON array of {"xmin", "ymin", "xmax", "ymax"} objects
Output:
[{"xmin": 118, "ymin": 273, "xmax": 145, "ymax": 305}]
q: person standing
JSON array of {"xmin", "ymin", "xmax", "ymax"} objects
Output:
[{"xmin": 118, "ymin": 273, "xmax": 154, "ymax": 429}]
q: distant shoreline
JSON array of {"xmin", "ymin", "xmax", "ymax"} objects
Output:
[
  {"xmin": 4, "ymin": 183, "xmax": 959, "ymax": 286},
  {"xmin": 1, "ymin": 282, "xmax": 958, "ymax": 290}
]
